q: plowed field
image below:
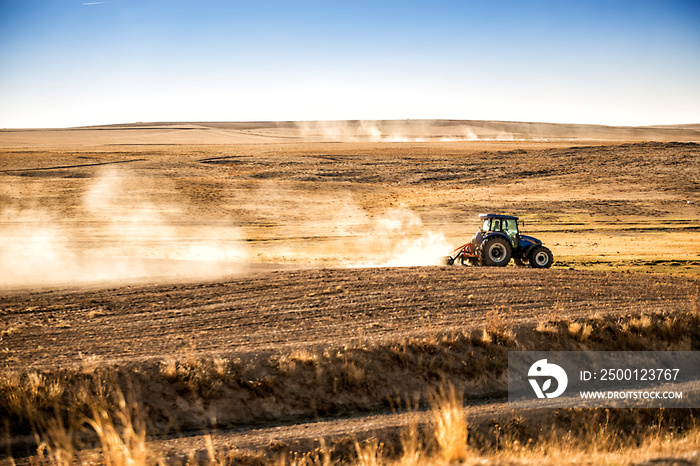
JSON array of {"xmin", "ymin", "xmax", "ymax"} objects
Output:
[{"xmin": 1, "ymin": 267, "xmax": 698, "ymax": 371}]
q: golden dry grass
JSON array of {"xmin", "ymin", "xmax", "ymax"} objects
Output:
[
  {"xmin": 429, "ymin": 383, "xmax": 470, "ymax": 463},
  {"xmin": 24, "ymin": 383, "xmax": 700, "ymax": 466},
  {"xmin": 15, "ymin": 381, "xmax": 163, "ymax": 466}
]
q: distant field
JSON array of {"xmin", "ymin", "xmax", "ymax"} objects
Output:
[
  {"xmin": 2, "ymin": 119, "xmax": 700, "ymax": 146},
  {"xmin": 0, "ymin": 125, "xmax": 698, "ymax": 284}
]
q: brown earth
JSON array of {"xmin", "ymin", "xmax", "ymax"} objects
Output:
[
  {"xmin": 1, "ymin": 267, "xmax": 697, "ymax": 371},
  {"xmin": 0, "ymin": 121, "xmax": 699, "ymax": 463},
  {"xmin": 0, "ymin": 133, "xmax": 698, "ymax": 284}
]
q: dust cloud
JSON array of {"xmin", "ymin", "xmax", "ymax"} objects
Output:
[
  {"xmin": 232, "ymin": 181, "xmax": 452, "ymax": 268},
  {"xmin": 1, "ymin": 169, "xmax": 454, "ymax": 288},
  {"xmin": 0, "ymin": 169, "xmax": 249, "ymax": 288},
  {"xmin": 294, "ymin": 120, "xmax": 545, "ymax": 142},
  {"xmin": 295, "ymin": 120, "xmax": 434, "ymax": 142},
  {"xmin": 344, "ymin": 207, "xmax": 451, "ymax": 267}
]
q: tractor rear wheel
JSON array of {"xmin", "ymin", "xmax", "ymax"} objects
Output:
[
  {"xmin": 529, "ymin": 246, "xmax": 553, "ymax": 269},
  {"xmin": 481, "ymin": 237, "xmax": 512, "ymax": 266}
]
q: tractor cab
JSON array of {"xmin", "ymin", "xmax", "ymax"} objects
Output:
[{"xmin": 479, "ymin": 214, "xmax": 519, "ymax": 248}]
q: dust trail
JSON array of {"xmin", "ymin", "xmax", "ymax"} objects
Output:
[
  {"xmin": 295, "ymin": 120, "xmax": 385, "ymax": 142},
  {"xmin": 345, "ymin": 207, "xmax": 451, "ymax": 267},
  {"xmin": 234, "ymin": 181, "xmax": 452, "ymax": 267},
  {"xmin": 295, "ymin": 120, "xmax": 432, "ymax": 142},
  {"xmin": 0, "ymin": 170, "xmax": 449, "ymax": 288},
  {"xmin": 0, "ymin": 169, "xmax": 248, "ymax": 288},
  {"xmin": 294, "ymin": 120, "xmax": 538, "ymax": 142}
]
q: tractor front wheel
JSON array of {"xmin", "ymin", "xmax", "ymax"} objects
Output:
[
  {"xmin": 481, "ymin": 237, "xmax": 512, "ymax": 266},
  {"xmin": 529, "ymin": 247, "xmax": 553, "ymax": 269}
]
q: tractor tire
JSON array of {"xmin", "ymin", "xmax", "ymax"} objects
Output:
[
  {"xmin": 529, "ymin": 246, "xmax": 553, "ymax": 269},
  {"xmin": 481, "ymin": 237, "xmax": 512, "ymax": 267}
]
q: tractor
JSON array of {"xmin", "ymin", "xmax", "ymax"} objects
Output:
[{"xmin": 446, "ymin": 214, "xmax": 553, "ymax": 268}]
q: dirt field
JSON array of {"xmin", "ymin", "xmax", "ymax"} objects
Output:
[
  {"xmin": 2, "ymin": 266, "xmax": 697, "ymax": 371},
  {"xmin": 1, "ymin": 121, "xmax": 698, "ymax": 287},
  {"xmin": 1, "ymin": 121, "xmax": 699, "ymax": 464}
]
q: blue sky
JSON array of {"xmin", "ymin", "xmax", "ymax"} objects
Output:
[{"xmin": 1, "ymin": 0, "xmax": 699, "ymax": 127}]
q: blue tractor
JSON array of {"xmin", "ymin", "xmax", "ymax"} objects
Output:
[{"xmin": 446, "ymin": 214, "xmax": 553, "ymax": 268}]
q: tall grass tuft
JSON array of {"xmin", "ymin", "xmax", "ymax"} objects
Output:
[
  {"xmin": 83, "ymin": 384, "xmax": 162, "ymax": 466},
  {"xmin": 429, "ymin": 383, "xmax": 470, "ymax": 463},
  {"xmin": 35, "ymin": 407, "xmax": 76, "ymax": 466},
  {"xmin": 354, "ymin": 438, "xmax": 383, "ymax": 466},
  {"xmin": 398, "ymin": 417, "xmax": 422, "ymax": 466}
]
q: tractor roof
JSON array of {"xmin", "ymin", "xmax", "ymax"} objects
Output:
[{"xmin": 478, "ymin": 213, "xmax": 519, "ymax": 220}]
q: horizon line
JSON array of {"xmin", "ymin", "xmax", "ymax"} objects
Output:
[{"xmin": 2, "ymin": 118, "xmax": 699, "ymax": 131}]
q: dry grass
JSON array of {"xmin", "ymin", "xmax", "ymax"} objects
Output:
[
  {"xmin": 579, "ymin": 323, "xmax": 593, "ymax": 341},
  {"xmin": 159, "ymin": 358, "xmax": 178, "ymax": 379},
  {"xmin": 354, "ymin": 438, "xmax": 384, "ymax": 466},
  {"xmin": 428, "ymin": 383, "xmax": 470, "ymax": 463},
  {"xmin": 289, "ymin": 349, "xmax": 319, "ymax": 365},
  {"xmin": 34, "ymin": 409, "xmax": 76, "ymax": 466},
  {"xmin": 3, "ymin": 311, "xmax": 699, "ymax": 464},
  {"xmin": 277, "ymin": 439, "xmax": 332, "ymax": 466},
  {"xmin": 397, "ymin": 418, "xmax": 422, "ymax": 466},
  {"xmin": 629, "ymin": 315, "xmax": 653, "ymax": 332},
  {"xmin": 534, "ymin": 321, "xmax": 556, "ymax": 334},
  {"xmin": 8, "ymin": 378, "xmax": 700, "ymax": 466},
  {"xmin": 567, "ymin": 322, "xmax": 593, "ymax": 342},
  {"xmin": 285, "ymin": 390, "xmax": 699, "ymax": 466},
  {"xmin": 277, "ymin": 349, "xmax": 320, "ymax": 375},
  {"xmin": 10, "ymin": 379, "xmax": 163, "ymax": 466},
  {"xmin": 83, "ymin": 386, "xmax": 160, "ymax": 466},
  {"xmin": 479, "ymin": 328, "xmax": 492, "ymax": 344},
  {"xmin": 485, "ymin": 416, "xmax": 700, "ymax": 466},
  {"xmin": 484, "ymin": 310, "xmax": 516, "ymax": 345},
  {"xmin": 567, "ymin": 321, "xmax": 582, "ymax": 337},
  {"xmin": 343, "ymin": 360, "xmax": 366, "ymax": 388}
]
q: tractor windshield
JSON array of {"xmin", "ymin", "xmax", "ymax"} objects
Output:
[
  {"xmin": 482, "ymin": 218, "xmax": 517, "ymax": 234},
  {"xmin": 503, "ymin": 219, "xmax": 518, "ymax": 236}
]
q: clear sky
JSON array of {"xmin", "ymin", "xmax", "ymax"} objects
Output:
[{"xmin": 1, "ymin": 0, "xmax": 699, "ymax": 128}]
